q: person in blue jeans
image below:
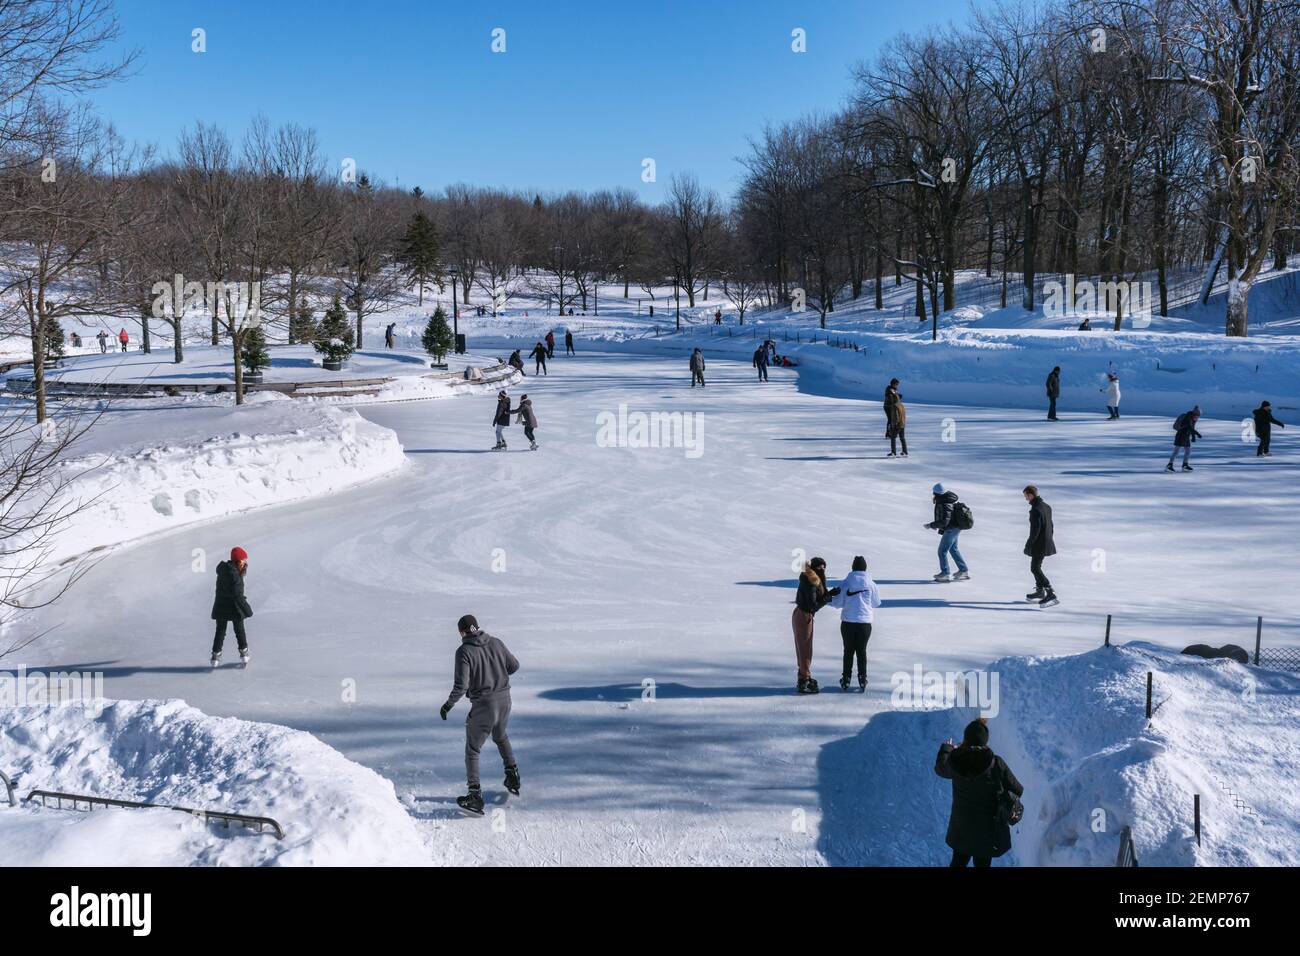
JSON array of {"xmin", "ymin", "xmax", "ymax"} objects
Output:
[{"xmin": 924, "ymin": 483, "xmax": 969, "ymax": 582}]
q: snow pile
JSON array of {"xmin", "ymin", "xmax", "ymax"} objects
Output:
[
  {"xmin": 998, "ymin": 642, "xmax": 1299, "ymax": 866},
  {"xmin": 0, "ymin": 699, "xmax": 430, "ymax": 865},
  {"xmin": 40, "ymin": 399, "xmax": 406, "ymax": 567}
]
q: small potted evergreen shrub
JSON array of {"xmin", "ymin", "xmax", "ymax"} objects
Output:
[
  {"xmin": 422, "ymin": 306, "xmax": 454, "ymax": 368},
  {"xmin": 241, "ymin": 325, "xmax": 270, "ymax": 384},
  {"xmin": 313, "ymin": 296, "xmax": 355, "ymax": 372}
]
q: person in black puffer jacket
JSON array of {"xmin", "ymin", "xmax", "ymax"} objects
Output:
[
  {"xmin": 210, "ymin": 546, "xmax": 253, "ymax": 664},
  {"xmin": 924, "ymin": 483, "xmax": 969, "ymax": 582},
  {"xmin": 934, "ymin": 718, "xmax": 1024, "ymax": 867},
  {"xmin": 791, "ymin": 558, "xmax": 840, "ymax": 695}
]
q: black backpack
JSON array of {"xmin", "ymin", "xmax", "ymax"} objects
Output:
[
  {"xmin": 992, "ymin": 758, "xmax": 1023, "ymax": 826},
  {"xmin": 952, "ymin": 502, "xmax": 974, "ymax": 530},
  {"xmin": 1174, "ymin": 412, "xmax": 1189, "ymax": 432}
]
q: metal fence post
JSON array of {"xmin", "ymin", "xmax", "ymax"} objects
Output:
[
  {"xmin": 1145, "ymin": 672, "xmax": 1153, "ymax": 719},
  {"xmin": 1254, "ymin": 616, "xmax": 1262, "ymax": 665},
  {"xmin": 1105, "ymin": 614, "xmax": 1112, "ymax": 647},
  {"xmin": 1194, "ymin": 794, "xmax": 1201, "ymax": 847}
]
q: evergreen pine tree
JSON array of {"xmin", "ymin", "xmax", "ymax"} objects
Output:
[
  {"xmin": 241, "ymin": 325, "xmax": 271, "ymax": 374},
  {"xmin": 313, "ymin": 296, "xmax": 355, "ymax": 366},
  {"xmin": 422, "ymin": 306, "xmax": 454, "ymax": 363},
  {"xmin": 43, "ymin": 317, "xmax": 66, "ymax": 362},
  {"xmin": 399, "ymin": 211, "xmax": 442, "ymax": 305},
  {"xmin": 291, "ymin": 298, "xmax": 316, "ymax": 345}
]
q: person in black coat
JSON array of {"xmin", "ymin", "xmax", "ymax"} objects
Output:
[
  {"xmin": 1045, "ymin": 366, "xmax": 1061, "ymax": 420},
  {"xmin": 791, "ymin": 558, "xmax": 840, "ymax": 694},
  {"xmin": 1252, "ymin": 401, "xmax": 1284, "ymax": 457},
  {"xmin": 529, "ymin": 341, "xmax": 548, "ymax": 375},
  {"xmin": 492, "ymin": 390, "xmax": 513, "ymax": 449},
  {"xmin": 935, "ymin": 718, "xmax": 1024, "ymax": 867},
  {"xmin": 1165, "ymin": 405, "xmax": 1202, "ymax": 471},
  {"xmin": 1022, "ymin": 484, "xmax": 1057, "ymax": 604},
  {"xmin": 211, "ymin": 547, "xmax": 253, "ymax": 663},
  {"xmin": 565, "ymin": 329, "xmax": 575, "ymax": 355}
]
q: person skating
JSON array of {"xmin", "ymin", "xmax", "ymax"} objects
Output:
[
  {"xmin": 1166, "ymin": 405, "xmax": 1202, "ymax": 471},
  {"xmin": 565, "ymin": 329, "xmax": 575, "ymax": 355},
  {"xmin": 514, "ymin": 393, "xmax": 539, "ymax": 450},
  {"xmin": 545, "ymin": 330, "xmax": 555, "ymax": 358},
  {"xmin": 1022, "ymin": 485, "xmax": 1057, "ymax": 606},
  {"xmin": 934, "ymin": 717, "xmax": 1024, "ymax": 868},
  {"xmin": 752, "ymin": 344, "xmax": 769, "ymax": 382},
  {"xmin": 118, "ymin": 327, "xmax": 129, "ymax": 352},
  {"xmin": 439, "ymin": 614, "xmax": 521, "ymax": 816},
  {"xmin": 492, "ymin": 390, "xmax": 513, "ymax": 449},
  {"xmin": 925, "ymin": 483, "xmax": 970, "ymax": 582},
  {"xmin": 830, "ymin": 555, "xmax": 880, "ymax": 691},
  {"xmin": 1101, "ymin": 372, "xmax": 1121, "ymax": 419},
  {"xmin": 1252, "ymin": 401, "xmax": 1284, "ymax": 457},
  {"xmin": 689, "ymin": 348, "xmax": 706, "ymax": 387},
  {"xmin": 884, "ymin": 378, "xmax": 908, "ymax": 457},
  {"xmin": 97, "ymin": 330, "xmax": 108, "ymax": 353},
  {"xmin": 1045, "ymin": 366, "xmax": 1061, "ymax": 420},
  {"xmin": 210, "ymin": 547, "xmax": 253, "ymax": 667},
  {"xmin": 792, "ymin": 558, "xmax": 840, "ymax": 694},
  {"xmin": 384, "ymin": 322, "xmax": 396, "ymax": 349},
  {"xmin": 529, "ymin": 341, "xmax": 548, "ymax": 375}
]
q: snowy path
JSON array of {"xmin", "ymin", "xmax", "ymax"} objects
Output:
[{"xmin": 27, "ymin": 352, "xmax": 1300, "ymax": 865}]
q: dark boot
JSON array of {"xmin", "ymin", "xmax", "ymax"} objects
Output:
[
  {"xmin": 504, "ymin": 766, "xmax": 521, "ymax": 796},
  {"xmin": 456, "ymin": 788, "xmax": 485, "ymax": 815}
]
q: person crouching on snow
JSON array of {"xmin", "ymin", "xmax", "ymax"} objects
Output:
[
  {"xmin": 440, "ymin": 614, "xmax": 521, "ymax": 816},
  {"xmin": 210, "ymin": 547, "xmax": 253, "ymax": 666},
  {"xmin": 792, "ymin": 557, "xmax": 839, "ymax": 695}
]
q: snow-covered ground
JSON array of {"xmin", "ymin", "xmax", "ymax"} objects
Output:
[{"xmin": 4, "ymin": 350, "xmax": 1296, "ymax": 866}]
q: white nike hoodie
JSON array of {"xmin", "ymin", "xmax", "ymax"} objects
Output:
[{"xmin": 830, "ymin": 570, "xmax": 881, "ymax": 623}]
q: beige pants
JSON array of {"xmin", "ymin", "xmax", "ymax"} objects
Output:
[{"xmin": 791, "ymin": 608, "xmax": 815, "ymax": 680}]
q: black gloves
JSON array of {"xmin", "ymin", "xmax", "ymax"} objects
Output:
[
  {"xmin": 439, "ymin": 703, "xmax": 451, "ymax": 721},
  {"xmin": 827, "ymin": 587, "xmax": 842, "ymax": 597}
]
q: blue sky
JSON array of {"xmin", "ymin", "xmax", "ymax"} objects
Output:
[{"xmin": 91, "ymin": 0, "xmax": 974, "ymax": 200}]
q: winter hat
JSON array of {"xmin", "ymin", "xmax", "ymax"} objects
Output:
[
  {"xmin": 851, "ymin": 555, "xmax": 868, "ymax": 572},
  {"xmin": 230, "ymin": 547, "xmax": 248, "ymax": 562},
  {"xmin": 1261, "ymin": 400, "xmax": 1271, "ymax": 408},
  {"xmin": 456, "ymin": 614, "xmax": 479, "ymax": 635},
  {"xmin": 932, "ymin": 483, "xmax": 946, "ymax": 495},
  {"xmin": 962, "ymin": 717, "xmax": 989, "ymax": 748}
]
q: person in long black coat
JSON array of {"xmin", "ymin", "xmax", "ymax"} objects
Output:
[
  {"xmin": 1022, "ymin": 484, "xmax": 1056, "ymax": 602},
  {"xmin": 211, "ymin": 547, "xmax": 253, "ymax": 662},
  {"xmin": 934, "ymin": 718, "xmax": 1024, "ymax": 867},
  {"xmin": 1045, "ymin": 366, "xmax": 1061, "ymax": 420},
  {"xmin": 1252, "ymin": 401, "xmax": 1285, "ymax": 457}
]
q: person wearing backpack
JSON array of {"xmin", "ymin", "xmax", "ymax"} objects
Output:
[
  {"xmin": 924, "ymin": 483, "xmax": 970, "ymax": 582},
  {"xmin": 934, "ymin": 717, "xmax": 1024, "ymax": 867},
  {"xmin": 1166, "ymin": 405, "xmax": 1202, "ymax": 472}
]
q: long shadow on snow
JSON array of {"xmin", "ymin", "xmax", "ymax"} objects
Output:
[
  {"xmin": 540, "ymin": 682, "xmax": 793, "ymax": 702},
  {"xmin": 817, "ymin": 707, "xmax": 970, "ymax": 867},
  {"xmin": 736, "ymin": 579, "xmax": 935, "ymax": 589}
]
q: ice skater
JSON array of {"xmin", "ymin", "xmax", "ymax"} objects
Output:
[
  {"xmin": 792, "ymin": 557, "xmax": 839, "ymax": 694},
  {"xmin": 440, "ymin": 614, "xmax": 521, "ymax": 816},
  {"xmin": 1101, "ymin": 372, "xmax": 1121, "ymax": 419},
  {"xmin": 934, "ymin": 718, "xmax": 1024, "ymax": 868},
  {"xmin": 545, "ymin": 330, "xmax": 555, "ymax": 358},
  {"xmin": 210, "ymin": 547, "xmax": 252, "ymax": 667},
  {"xmin": 925, "ymin": 483, "xmax": 970, "ymax": 581},
  {"xmin": 1045, "ymin": 366, "xmax": 1061, "ymax": 420},
  {"xmin": 752, "ymin": 343, "xmax": 769, "ymax": 382},
  {"xmin": 530, "ymin": 340, "xmax": 548, "ymax": 375},
  {"xmin": 565, "ymin": 329, "xmax": 575, "ymax": 355},
  {"xmin": 690, "ymin": 348, "xmax": 706, "ymax": 387},
  {"xmin": 884, "ymin": 378, "xmax": 907, "ymax": 457},
  {"xmin": 118, "ymin": 327, "xmax": 129, "ymax": 352},
  {"xmin": 492, "ymin": 389, "xmax": 513, "ymax": 450},
  {"xmin": 1166, "ymin": 405, "xmax": 1202, "ymax": 472},
  {"xmin": 1022, "ymin": 485, "xmax": 1057, "ymax": 607},
  {"xmin": 1252, "ymin": 401, "xmax": 1284, "ymax": 457},
  {"xmin": 515, "ymin": 393, "xmax": 539, "ymax": 450},
  {"xmin": 830, "ymin": 555, "xmax": 880, "ymax": 691}
]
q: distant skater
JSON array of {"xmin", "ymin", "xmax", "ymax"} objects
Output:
[
  {"xmin": 210, "ymin": 547, "xmax": 252, "ymax": 667},
  {"xmin": 492, "ymin": 389, "xmax": 513, "ymax": 450},
  {"xmin": 1166, "ymin": 406, "xmax": 1202, "ymax": 472},
  {"xmin": 884, "ymin": 378, "xmax": 908, "ymax": 457},
  {"xmin": 792, "ymin": 557, "xmax": 839, "ymax": 694},
  {"xmin": 1045, "ymin": 366, "xmax": 1060, "ymax": 420},
  {"xmin": 565, "ymin": 329, "xmax": 575, "ymax": 355},
  {"xmin": 830, "ymin": 555, "xmax": 880, "ymax": 691},
  {"xmin": 119, "ymin": 328, "xmax": 129, "ymax": 352},
  {"xmin": 440, "ymin": 614, "xmax": 521, "ymax": 816},
  {"xmin": 1252, "ymin": 401, "xmax": 1284, "ymax": 457},
  {"xmin": 530, "ymin": 341, "xmax": 548, "ymax": 375},
  {"xmin": 752, "ymin": 343, "xmax": 769, "ymax": 382},
  {"xmin": 97, "ymin": 330, "xmax": 108, "ymax": 353},
  {"xmin": 1022, "ymin": 485, "xmax": 1057, "ymax": 607},
  {"xmin": 545, "ymin": 330, "xmax": 555, "ymax": 358},
  {"xmin": 385, "ymin": 322, "xmax": 395, "ymax": 348},
  {"xmin": 690, "ymin": 348, "xmax": 705, "ymax": 387},
  {"xmin": 1101, "ymin": 373, "xmax": 1121, "ymax": 419}
]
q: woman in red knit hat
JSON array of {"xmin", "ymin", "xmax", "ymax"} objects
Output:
[{"xmin": 210, "ymin": 546, "xmax": 253, "ymax": 667}]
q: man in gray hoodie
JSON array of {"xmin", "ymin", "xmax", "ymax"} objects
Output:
[{"xmin": 440, "ymin": 614, "xmax": 521, "ymax": 815}]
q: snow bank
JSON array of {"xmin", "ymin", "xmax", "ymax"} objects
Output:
[
  {"xmin": 0, "ymin": 699, "xmax": 430, "ymax": 865},
  {"xmin": 43, "ymin": 399, "xmax": 406, "ymax": 567}
]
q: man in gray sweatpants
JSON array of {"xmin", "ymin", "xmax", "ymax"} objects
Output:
[{"xmin": 440, "ymin": 614, "xmax": 521, "ymax": 815}]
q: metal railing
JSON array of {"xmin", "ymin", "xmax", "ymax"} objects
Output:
[{"xmin": 25, "ymin": 789, "xmax": 284, "ymax": 839}]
